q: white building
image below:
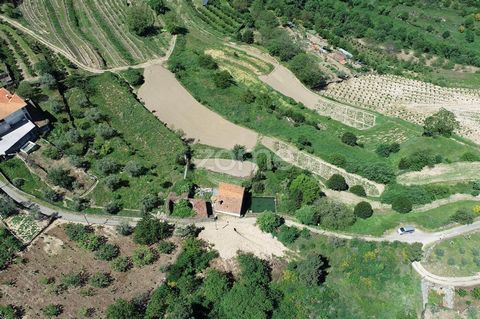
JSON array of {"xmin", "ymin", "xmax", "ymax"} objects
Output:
[{"xmin": 0, "ymin": 88, "xmax": 39, "ymax": 157}]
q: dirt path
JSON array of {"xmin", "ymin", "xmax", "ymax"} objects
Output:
[
  {"xmin": 137, "ymin": 64, "xmax": 258, "ymax": 150},
  {"xmin": 412, "ymin": 262, "xmax": 480, "ymax": 288},
  {"xmin": 193, "ymin": 158, "xmax": 258, "ymax": 178}
]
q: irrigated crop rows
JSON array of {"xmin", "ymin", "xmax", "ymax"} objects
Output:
[
  {"xmin": 188, "ymin": 0, "xmax": 243, "ymax": 35},
  {"xmin": 19, "ymin": 0, "xmax": 171, "ymax": 69}
]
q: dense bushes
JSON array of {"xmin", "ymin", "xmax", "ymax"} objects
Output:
[
  {"xmin": 0, "ymin": 228, "xmax": 22, "ymax": 270},
  {"xmin": 391, "ymin": 196, "xmax": 413, "ymax": 213},
  {"xmin": 354, "ymin": 201, "xmax": 373, "ymax": 219},
  {"xmin": 257, "ymin": 211, "xmax": 284, "ymax": 233},
  {"xmin": 398, "ymin": 150, "xmax": 441, "ymax": 171},
  {"xmin": 375, "ymin": 143, "xmax": 400, "ymax": 157},
  {"xmin": 295, "ymin": 198, "xmax": 356, "ymax": 230},
  {"xmin": 451, "ymin": 209, "xmax": 475, "ymax": 224},
  {"xmin": 423, "ymin": 108, "xmax": 459, "ymax": 137},
  {"xmin": 133, "ymin": 217, "xmax": 174, "ymax": 245},
  {"xmin": 341, "ymin": 132, "xmax": 357, "ymax": 146},
  {"xmin": 350, "ymin": 185, "xmax": 366, "ymax": 197},
  {"xmin": 326, "ymin": 174, "xmax": 348, "ymax": 191}
]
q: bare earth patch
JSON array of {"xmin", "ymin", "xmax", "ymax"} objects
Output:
[
  {"xmin": 397, "ymin": 162, "xmax": 480, "ymax": 185},
  {"xmin": 138, "ymin": 64, "xmax": 258, "ymax": 150},
  {"xmin": 193, "ymin": 158, "xmax": 258, "ymax": 178},
  {"xmin": 0, "ymin": 222, "xmax": 179, "ymax": 318},
  {"xmin": 198, "ymin": 216, "xmax": 288, "ymax": 260}
]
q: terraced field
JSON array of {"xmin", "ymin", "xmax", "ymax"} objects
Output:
[
  {"xmin": 18, "ymin": 0, "xmax": 172, "ymax": 69},
  {"xmin": 186, "ymin": 0, "xmax": 244, "ymax": 36}
]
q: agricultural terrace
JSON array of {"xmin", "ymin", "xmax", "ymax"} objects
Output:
[
  {"xmin": 398, "ymin": 162, "xmax": 480, "ymax": 186},
  {"xmin": 423, "ymin": 230, "xmax": 480, "ymax": 277},
  {"xmin": 185, "ymin": 0, "xmax": 245, "ymax": 36},
  {"xmin": 5, "ymin": 212, "xmax": 49, "ymax": 243},
  {"xmin": 169, "ymin": 35, "xmax": 480, "ymax": 188},
  {"xmin": 322, "ymin": 74, "xmax": 480, "ymax": 143},
  {"xmin": 18, "ymin": 0, "xmax": 172, "ymax": 68}
]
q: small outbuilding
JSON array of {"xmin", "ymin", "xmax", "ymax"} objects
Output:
[{"xmin": 211, "ymin": 183, "xmax": 246, "ymax": 217}]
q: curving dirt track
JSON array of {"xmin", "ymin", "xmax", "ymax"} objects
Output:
[{"xmin": 138, "ymin": 64, "xmax": 259, "ymax": 150}]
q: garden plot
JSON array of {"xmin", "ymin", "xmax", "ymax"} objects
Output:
[
  {"xmin": 322, "ymin": 74, "xmax": 480, "ymax": 143},
  {"xmin": 4, "ymin": 212, "xmax": 49, "ymax": 244},
  {"xmin": 18, "ymin": 141, "xmax": 96, "ymax": 198},
  {"xmin": 398, "ymin": 162, "xmax": 480, "ymax": 186},
  {"xmin": 18, "ymin": 0, "xmax": 171, "ymax": 69}
]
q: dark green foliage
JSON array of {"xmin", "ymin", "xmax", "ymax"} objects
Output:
[
  {"xmin": 198, "ymin": 54, "xmax": 218, "ymax": 69},
  {"xmin": 202, "ymin": 269, "xmax": 231, "ymax": 304},
  {"xmin": 95, "ymin": 243, "xmax": 120, "ymax": 261},
  {"xmin": 329, "ymin": 153, "xmax": 346, "ymax": 166},
  {"xmin": 89, "ymin": 272, "xmax": 113, "ymax": 288},
  {"xmin": 346, "ymin": 162, "xmax": 395, "ymax": 184},
  {"xmin": 97, "ymin": 158, "xmax": 120, "ymax": 175},
  {"xmin": 232, "ymin": 144, "xmax": 246, "ymax": 161},
  {"xmin": 42, "ymin": 146, "xmax": 62, "ymax": 160},
  {"xmin": 105, "ymin": 175, "xmax": 122, "ymax": 191},
  {"xmin": 111, "ymin": 257, "xmax": 132, "ymax": 272},
  {"xmin": 106, "ymin": 299, "xmax": 142, "ymax": 319},
  {"xmin": 398, "ymin": 150, "xmax": 441, "ymax": 171},
  {"xmin": 391, "ymin": 196, "xmax": 413, "ymax": 213},
  {"xmin": 42, "ymin": 304, "xmax": 62, "ymax": 318},
  {"xmin": 0, "ymin": 228, "xmax": 22, "ymax": 270},
  {"xmin": 350, "ymin": 185, "xmax": 366, "ymax": 197},
  {"xmin": 172, "ymin": 199, "xmax": 195, "ymax": 217},
  {"xmin": 61, "ymin": 271, "xmax": 87, "ymax": 288},
  {"xmin": 16, "ymin": 81, "xmax": 36, "ymax": 100},
  {"xmin": 451, "ymin": 208, "xmax": 474, "ymax": 224},
  {"xmin": 133, "ymin": 217, "xmax": 174, "ymax": 245},
  {"xmin": 341, "ymin": 132, "xmax": 357, "ymax": 146},
  {"xmin": 257, "ymin": 211, "xmax": 284, "ymax": 233},
  {"xmin": 213, "ymin": 70, "xmax": 235, "ymax": 88},
  {"xmin": 158, "ymin": 240, "xmax": 176, "ymax": 254},
  {"xmin": 263, "ymin": 28, "xmax": 300, "ymax": 61},
  {"xmin": 276, "ymin": 225, "xmax": 300, "ymax": 245},
  {"xmin": 0, "ymin": 196, "xmax": 17, "ymax": 218},
  {"xmin": 295, "ymin": 205, "xmax": 318, "ymax": 225},
  {"xmin": 326, "ymin": 174, "xmax": 348, "ymax": 191},
  {"xmin": 461, "ymin": 152, "xmax": 480, "ymax": 162},
  {"xmin": 288, "ymin": 53, "xmax": 327, "ymax": 89},
  {"xmin": 132, "ymin": 246, "xmax": 157, "ymax": 266},
  {"xmin": 316, "ymin": 198, "xmax": 356, "ymax": 230},
  {"xmin": 406, "ymin": 243, "xmax": 424, "ymax": 262},
  {"xmin": 288, "ymin": 174, "xmax": 322, "ymax": 206},
  {"xmin": 126, "ymin": 4, "xmax": 155, "ymax": 36},
  {"xmin": 0, "ymin": 305, "xmax": 18, "ymax": 319},
  {"xmin": 122, "ymin": 68, "xmax": 144, "ymax": 86},
  {"xmin": 147, "ymin": 0, "xmax": 168, "ymax": 14},
  {"xmin": 375, "ymin": 143, "xmax": 400, "ymax": 157},
  {"xmin": 104, "ymin": 201, "xmax": 122, "ymax": 215},
  {"xmin": 141, "ymin": 193, "xmax": 161, "ymax": 212},
  {"xmin": 354, "ymin": 201, "xmax": 373, "ymax": 219},
  {"xmin": 295, "ymin": 253, "xmax": 328, "ymax": 286},
  {"xmin": 116, "ymin": 222, "xmax": 133, "ymax": 236},
  {"xmin": 48, "ymin": 168, "xmax": 75, "ymax": 190},
  {"xmin": 64, "ymin": 224, "xmax": 91, "ymax": 241},
  {"xmin": 423, "ymin": 108, "xmax": 460, "ymax": 137}
]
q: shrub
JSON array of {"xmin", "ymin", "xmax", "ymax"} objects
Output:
[
  {"xmin": 104, "ymin": 175, "xmax": 122, "ymax": 191},
  {"xmin": 104, "ymin": 201, "xmax": 122, "ymax": 215},
  {"xmin": 289, "ymin": 174, "xmax": 322, "ymax": 205},
  {"xmin": 158, "ymin": 241, "xmax": 176, "ymax": 254},
  {"xmin": 295, "ymin": 205, "xmax": 318, "ymax": 225},
  {"xmin": 295, "ymin": 253, "xmax": 328, "ymax": 286},
  {"xmin": 172, "ymin": 199, "xmax": 195, "ymax": 218},
  {"xmin": 43, "ymin": 146, "xmax": 62, "ymax": 160},
  {"xmin": 141, "ymin": 193, "xmax": 161, "ymax": 212},
  {"xmin": 132, "ymin": 246, "xmax": 156, "ymax": 267},
  {"xmin": 350, "ymin": 185, "xmax": 366, "ymax": 197},
  {"xmin": 341, "ymin": 132, "xmax": 357, "ymax": 146},
  {"xmin": 89, "ymin": 272, "xmax": 112, "ymax": 288},
  {"xmin": 124, "ymin": 161, "xmax": 146, "ymax": 177},
  {"xmin": 97, "ymin": 159, "xmax": 120, "ymax": 175},
  {"xmin": 0, "ymin": 197, "xmax": 17, "ymax": 218},
  {"xmin": 48, "ymin": 168, "xmax": 75, "ymax": 190},
  {"xmin": 407, "ymin": 243, "xmax": 423, "ymax": 262},
  {"xmin": 95, "ymin": 123, "xmax": 117, "ymax": 139},
  {"xmin": 316, "ymin": 198, "xmax": 356, "ymax": 230},
  {"xmin": 329, "ymin": 153, "xmax": 346, "ymax": 167},
  {"xmin": 122, "ymin": 68, "xmax": 144, "ymax": 86},
  {"xmin": 213, "ymin": 70, "xmax": 235, "ymax": 88},
  {"xmin": 391, "ymin": 196, "xmax": 413, "ymax": 213},
  {"xmin": 78, "ymin": 233, "xmax": 104, "ymax": 251},
  {"xmin": 461, "ymin": 152, "xmax": 480, "ymax": 162},
  {"xmin": 456, "ymin": 288, "xmax": 468, "ymax": 297},
  {"xmin": 275, "ymin": 225, "xmax": 300, "ymax": 245},
  {"xmin": 198, "ymin": 54, "xmax": 218, "ymax": 69},
  {"xmin": 451, "ymin": 208, "xmax": 474, "ymax": 224},
  {"xmin": 472, "ymin": 288, "xmax": 480, "ymax": 300},
  {"xmin": 435, "ymin": 248, "xmax": 445, "ymax": 257},
  {"xmin": 95, "ymin": 243, "xmax": 120, "ymax": 261},
  {"xmin": 232, "ymin": 144, "xmax": 246, "ymax": 161},
  {"xmin": 64, "ymin": 224, "xmax": 91, "ymax": 241},
  {"xmin": 375, "ymin": 143, "xmax": 400, "ymax": 157},
  {"xmin": 473, "ymin": 205, "xmax": 480, "ymax": 215},
  {"xmin": 42, "ymin": 304, "xmax": 62, "ymax": 318},
  {"xmin": 326, "ymin": 174, "xmax": 348, "ymax": 191},
  {"xmin": 473, "ymin": 181, "xmax": 480, "ymax": 191},
  {"xmin": 111, "ymin": 257, "xmax": 132, "ymax": 272},
  {"xmin": 134, "ymin": 217, "xmax": 174, "ymax": 245},
  {"xmin": 423, "ymin": 108, "xmax": 459, "ymax": 137},
  {"xmin": 447, "ymin": 257, "xmax": 455, "ymax": 265},
  {"xmin": 354, "ymin": 201, "xmax": 373, "ymax": 219},
  {"xmin": 116, "ymin": 222, "xmax": 133, "ymax": 236},
  {"xmin": 71, "ymin": 197, "xmax": 90, "ymax": 211},
  {"xmin": 257, "ymin": 211, "xmax": 284, "ymax": 233},
  {"xmin": 61, "ymin": 271, "xmax": 87, "ymax": 288},
  {"xmin": 127, "ymin": 4, "xmax": 155, "ymax": 36}
]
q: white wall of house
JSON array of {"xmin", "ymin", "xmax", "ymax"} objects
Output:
[{"xmin": 0, "ymin": 108, "xmax": 29, "ymax": 136}]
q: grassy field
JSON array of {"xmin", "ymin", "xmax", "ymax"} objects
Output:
[
  {"xmin": 0, "ymin": 158, "xmax": 54, "ymax": 199},
  {"xmin": 85, "ymin": 73, "xmax": 186, "ymax": 208},
  {"xmin": 346, "ymin": 200, "xmax": 480, "ymax": 236},
  {"xmin": 289, "ymin": 233, "xmax": 422, "ymax": 318},
  {"xmin": 18, "ymin": 0, "xmax": 171, "ymax": 68},
  {"xmin": 424, "ymin": 230, "xmax": 480, "ymax": 277}
]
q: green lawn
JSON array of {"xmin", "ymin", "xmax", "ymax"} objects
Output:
[
  {"xmin": 424, "ymin": 230, "xmax": 480, "ymax": 277},
  {"xmin": 346, "ymin": 201, "xmax": 480, "ymax": 236}
]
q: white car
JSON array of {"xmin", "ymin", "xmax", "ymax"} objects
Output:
[{"xmin": 397, "ymin": 226, "xmax": 415, "ymax": 235}]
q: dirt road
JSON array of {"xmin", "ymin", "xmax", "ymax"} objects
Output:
[{"xmin": 138, "ymin": 64, "xmax": 259, "ymax": 150}]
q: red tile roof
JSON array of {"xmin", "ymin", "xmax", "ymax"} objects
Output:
[
  {"xmin": 0, "ymin": 88, "xmax": 27, "ymax": 121},
  {"xmin": 212, "ymin": 183, "xmax": 245, "ymax": 216}
]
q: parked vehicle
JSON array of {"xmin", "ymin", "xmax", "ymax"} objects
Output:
[{"xmin": 397, "ymin": 226, "xmax": 415, "ymax": 235}]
